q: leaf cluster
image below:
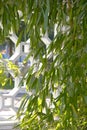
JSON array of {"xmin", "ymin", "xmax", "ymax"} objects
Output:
[{"xmin": 0, "ymin": 0, "xmax": 87, "ymax": 129}]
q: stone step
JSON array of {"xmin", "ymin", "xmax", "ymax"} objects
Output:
[
  {"xmin": 0, "ymin": 108, "xmax": 19, "ymax": 130},
  {"xmin": 0, "ymin": 89, "xmax": 25, "ymax": 130},
  {"xmin": 0, "ymin": 120, "xmax": 19, "ymax": 130}
]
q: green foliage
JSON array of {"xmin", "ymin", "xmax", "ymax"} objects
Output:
[
  {"xmin": 0, "ymin": 53, "xmax": 8, "ymax": 86},
  {"xmin": 1, "ymin": 78, "xmax": 14, "ymax": 89},
  {"xmin": 0, "ymin": 0, "xmax": 87, "ymax": 130},
  {"xmin": 0, "ymin": 53, "xmax": 19, "ymax": 88}
]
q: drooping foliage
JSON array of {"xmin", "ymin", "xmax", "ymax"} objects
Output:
[{"xmin": 0, "ymin": 0, "xmax": 87, "ymax": 129}]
